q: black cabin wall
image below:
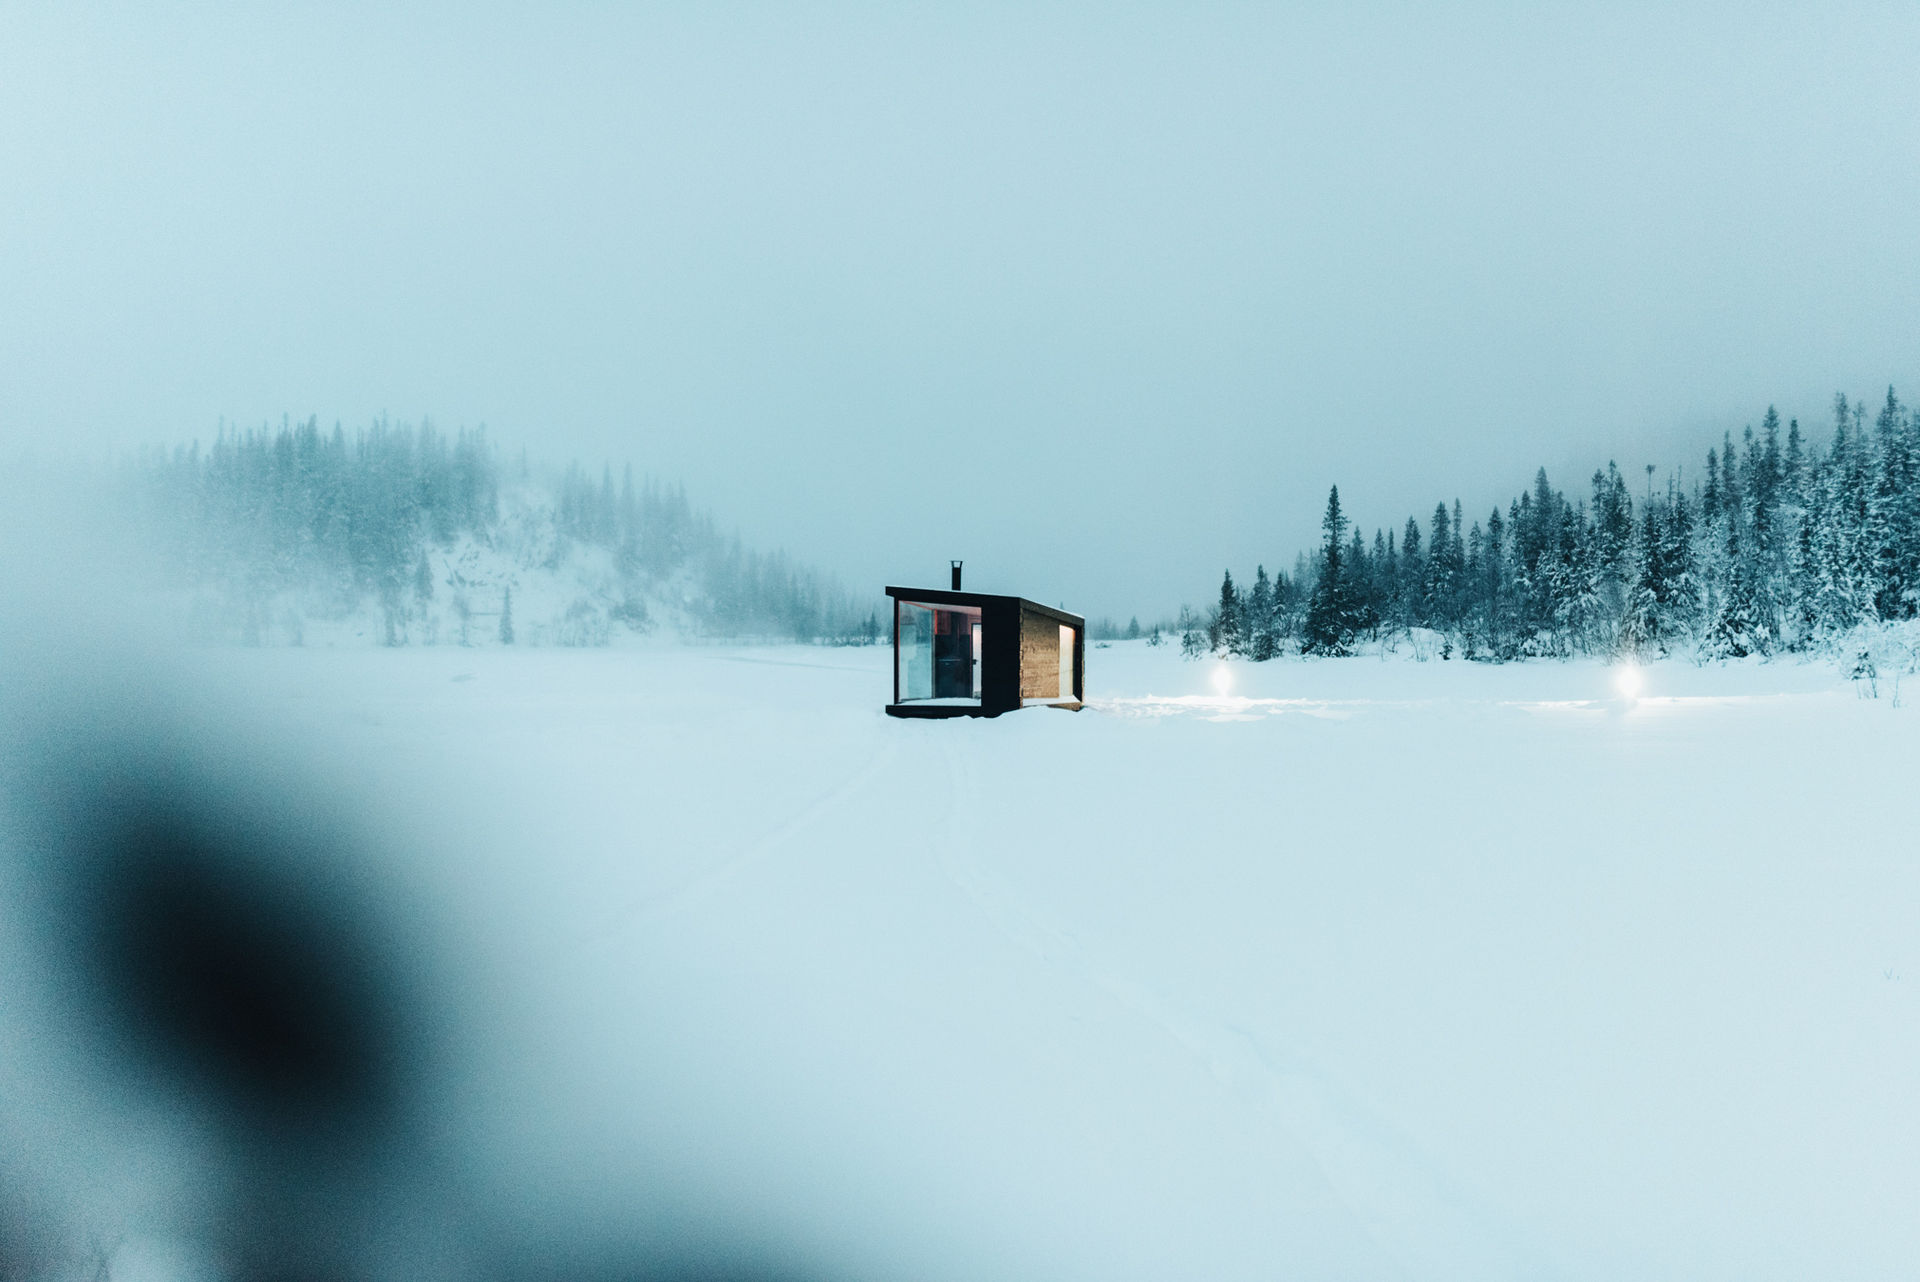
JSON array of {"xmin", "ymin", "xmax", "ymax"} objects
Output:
[{"xmin": 981, "ymin": 599, "xmax": 1021, "ymax": 715}]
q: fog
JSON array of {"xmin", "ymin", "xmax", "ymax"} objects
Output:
[{"xmin": 3, "ymin": 2, "xmax": 1917, "ymax": 616}]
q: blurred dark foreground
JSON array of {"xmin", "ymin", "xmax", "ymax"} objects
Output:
[{"xmin": 0, "ymin": 638, "xmax": 832, "ymax": 1282}]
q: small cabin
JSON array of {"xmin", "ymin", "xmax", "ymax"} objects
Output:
[{"xmin": 886, "ymin": 563, "xmax": 1084, "ymax": 718}]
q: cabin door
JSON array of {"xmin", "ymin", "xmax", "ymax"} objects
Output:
[
  {"xmin": 1059, "ymin": 624, "xmax": 1075, "ymax": 700},
  {"xmin": 972, "ymin": 621, "xmax": 983, "ymax": 698},
  {"xmin": 932, "ymin": 609, "xmax": 976, "ymax": 698}
]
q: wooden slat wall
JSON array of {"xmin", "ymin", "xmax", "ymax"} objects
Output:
[{"xmin": 1018, "ymin": 605, "xmax": 1061, "ymax": 699}]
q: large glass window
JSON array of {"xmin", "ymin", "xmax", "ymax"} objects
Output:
[
  {"xmin": 897, "ymin": 602, "xmax": 933, "ymax": 701},
  {"xmin": 896, "ymin": 601, "xmax": 981, "ymax": 702}
]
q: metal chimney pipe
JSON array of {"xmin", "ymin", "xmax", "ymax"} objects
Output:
[{"xmin": 951, "ymin": 560, "xmax": 963, "ymax": 590}]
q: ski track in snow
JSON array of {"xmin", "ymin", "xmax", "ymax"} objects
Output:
[
  {"xmin": 930, "ymin": 737, "xmax": 1541, "ymax": 1280},
  {"xmin": 585, "ymin": 740, "xmax": 900, "ymax": 941}
]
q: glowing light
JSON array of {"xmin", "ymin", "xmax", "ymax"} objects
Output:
[
  {"xmin": 1614, "ymin": 664, "xmax": 1643, "ymax": 701},
  {"xmin": 1211, "ymin": 664, "xmax": 1234, "ymax": 696}
]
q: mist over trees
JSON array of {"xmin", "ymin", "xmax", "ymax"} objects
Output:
[
  {"xmin": 127, "ymin": 416, "xmax": 881, "ymax": 645},
  {"xmin": 1189, "ymin": 389, "xmax": 1920, "ymax": 662}
]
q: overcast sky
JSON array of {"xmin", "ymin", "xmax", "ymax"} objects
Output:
[{"xmin": 4, "ymin": 3, "xmax": 1917, "ymax": 618}]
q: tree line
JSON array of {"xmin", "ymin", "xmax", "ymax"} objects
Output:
[
  {"xmin": 128, "ymin": 416, "xmax": 880, "ymax": 644},
  {"xmin": 1187, "ymin": 389, "xmax": 1919, "ymax": 661}
]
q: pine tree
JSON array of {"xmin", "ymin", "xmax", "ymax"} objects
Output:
[
  {"xmin": 1451, "ymin": 499, "xmax": 1466, "ymax": 589},
  {"xmin": 1593, "ymin": 463, "xmax": 1633, "ymax": 621},
  {"xmin": 1461, "ymin": 520, "xmax": 1485, "ymax": 656},
  {"xmin": 1703, "ymin": 447, "xmax": 1722, "ymax": 525},
  {"xmin": 1349, "ymin": 529, "xmax": 1374, "ymax": 634},
  {"xmin": 1209, "ymin": 570, "xmax": 1244, "ymax": 655},
  {"xmin": 1399, "ymin": 515, "xmax": 1424, "ymax": 626},
  {"xmin": 1304, "ymin": 486, "xmax": 1360, "ymax": 655},
  {"xmin": 1721, "ymin": 430, "xmax": 1743, "ymax": 524},
  {"xmin": 1662, "ymin": 488, "xmax": 1700, "ymax": 637},
  {"xmin": 1760, "ymin": 406, "xmax": 1783, "ymax": 513},
  {"xmin": 1423, "ymin": 501, "xmax": 1454, "ymax": 629},
  {"xmin": 1548, "ymin": 502, "xmax": 1608, "ymax": 653},
  {"xmin": 1868, "ymin": 386, "xmax": 1917, "ymax": 619},
  {"xmin": 1178, "ymin": 605, "xmax": 1205, "ymax": 659},
  {"xmin": 1619, "ymin": 508, "xmax": 1665, "ymax": 656},
  {"xmin": 1619, "ymin": 575, "xmax": 1661, "ymax": 657},
  {"xmin": 1512, "ymin": 471, "xmax": 1560, "ymax": 644},
  {"xmin": 500, "ymin": 586, "xmax": 515, "ymax": 645},
  {"xmin": 1702, "ymin": 520, "xmax": 1770, "ymax": 658},
  {"xmin": 1371, "ymin": 529, "xmax": 1392, "ymax": 633},
  {"xmin": 1787, "ymin": 516, "xmax": 1820, "ymax": 647},
  {"xmin": 1484, "ymin": 507, "xmax": 1511, "ymax": 657},
  {"xmin": 1272, "ymin": 566, "xmax": 1300, "ymax": 643},
  {"xmin": 1805, "ymin": 450, "xmax": 1862, "ymax": 635},
  {"xmin": 1246, "ymin": 566, "xmax": 1276, "ymax": 660}
]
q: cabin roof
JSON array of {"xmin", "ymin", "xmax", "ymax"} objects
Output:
[{"xmin": 884, "ymin": 586, "xmax": 1084, "ymax": 628}]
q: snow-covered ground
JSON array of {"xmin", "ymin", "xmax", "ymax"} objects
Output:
[
  {"xmin": 71, "ymin": 640, "xmax": 1899, "ymax": 1282},
  {"xmin": 4, "ymin": 634, "xmax": 1916, "ymax": 1280}
]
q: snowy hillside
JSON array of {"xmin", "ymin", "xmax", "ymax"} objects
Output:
[
  {"xmin": 127, "ymin": 419, "xmax": 883, "ymax": 648},
  {"xmin": 225, "ymin": 478, "xmax": 686, "ymax": 649},
  {"xmin": 8, "ymin": 637, "xmax": 1914, "ymax": 1280}
]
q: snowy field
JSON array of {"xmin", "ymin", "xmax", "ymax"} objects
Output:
[{"xmin": 9, "ymin": 639, "xmax": 1919, "ymax": 1280}]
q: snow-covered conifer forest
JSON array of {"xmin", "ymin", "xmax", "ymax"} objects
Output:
[
  {"xmin": 1191, "ymin": 391, "xmax": 1920, "ymax": 670},
  {"xmin": 123, "ymin": 416, "xmax": 881, "ymax": 648}
]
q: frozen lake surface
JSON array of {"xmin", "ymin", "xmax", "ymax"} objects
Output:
[{"xmin": 58, "ymin": 641, "xmax": 1920, "ymax": 1279}]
